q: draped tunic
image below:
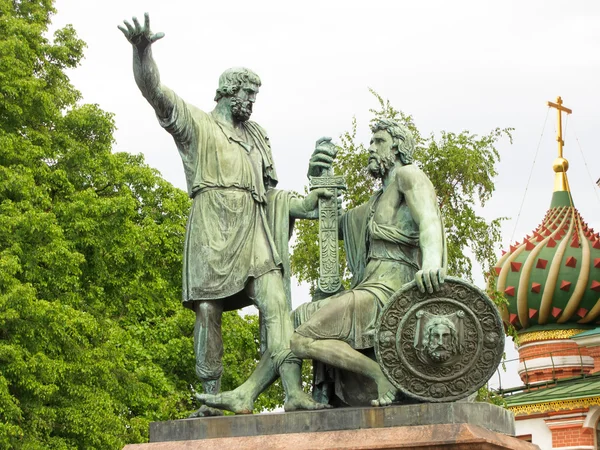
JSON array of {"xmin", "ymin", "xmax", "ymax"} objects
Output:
[
  {"xmin": 158, "ymin": 88, "xmax": 293, "ymax": 311},
  {"xmin": 340, "ymin": 189, "xmax": 422, "ymax": 304}
]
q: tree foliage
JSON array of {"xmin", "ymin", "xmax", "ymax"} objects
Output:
[
  {"xmin": 0, "ymin": 2, "xmax": 278, "ymax": 448},
  {"xmin": 292, "ymin": 89, "xmax": 513, "ymax": 291}
]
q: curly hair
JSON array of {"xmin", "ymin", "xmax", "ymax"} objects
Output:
[
  {"xmin": 214, "ymin": 67, "xmax": 261, "ymax": 102},
  {"xmin": 370, "ymin": 118, "xmax": 416, "ymax": 165}
]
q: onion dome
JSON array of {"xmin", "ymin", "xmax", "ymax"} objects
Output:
[{"xmin": 493, "ymin": 98, "xmax": 600, "ymax": 332}]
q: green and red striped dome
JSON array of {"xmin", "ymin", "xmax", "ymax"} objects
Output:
[{"xmin": 494, "ymin": 188, "xmax": 600, "ymax": 331}]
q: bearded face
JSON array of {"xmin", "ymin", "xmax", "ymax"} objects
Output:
[
  {"xmin": 227, "ymin": 82, "xmax": 259, "ymax": 123},
  {"xmin": 230, "ymin": 96, "xmax": 253, "ymax": 122},
  {"xmin": 425, "ymin": 323, "xmax": 456, "ymax": 363},
  {"xmin": 368, "ymin": 152, "xmax": 397, "ymax": 179},
  {"xmin": 368, "ymin": 130, "xmax": 397, "ymax": 179}
]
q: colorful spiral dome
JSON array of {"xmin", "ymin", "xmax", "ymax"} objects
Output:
[{"xmin": 493, "ymin": 121, "xmax": 600, "ymax": 331}]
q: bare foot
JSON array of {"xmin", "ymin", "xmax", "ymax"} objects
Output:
[
  {"xmin": 284, "ymin": 391, "xmax": 333, "ymax": 412},
  {"xmin": 371, "ymin": 378, "xmax": 399, "ymax": 407},
  {"xmin": 195, "ymin": 391, "xmax": 254, "ymax": 415},
  {"xmin": 188, "ymin": 404, "xmax": 224, "ymax": 418}
]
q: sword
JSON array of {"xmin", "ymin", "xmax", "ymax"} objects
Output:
[{"xmin": 309, "ymin": 150, "xmax": 346, "ymax": 294}]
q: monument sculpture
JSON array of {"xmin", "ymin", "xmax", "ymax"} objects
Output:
[
  {"xmin": 293, "ymin": 120, "xmax": 503, "ymax": 406},
  {"xmin": 116, "ymin": 13, "xmax": 535, "ymax": 450},
  {"xmin": 197, "ymin": 119, "xmax": 504, "ymax": 413},
  {"xmin": 119, "ymin": 13, "xmax": 505, "ymax": 419},
  {"xmin": 290, "ymin": 118, "xmax": 448, "ymax": 407},
  {"xmin": 119, "ymin": 13, "xmax": 334, "ymax": 416}
]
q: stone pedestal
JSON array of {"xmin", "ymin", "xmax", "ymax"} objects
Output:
[{"xmin": 123, "ymin": 403, "xmax": 539, "ymax": 449}]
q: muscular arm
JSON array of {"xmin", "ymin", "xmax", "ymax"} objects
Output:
[
  {"xmin": 288, "ymin": 189, "xmax": 339, "ymax": 220},
  {"xmin": 289, "ymin": 197, "xmax": 317, "ymax": 220},
  {"xmin": 132, "ymin": 46, "xmax": 174, "ymax": 119},
  {"xmin": 396, "ymin": 165, "xmax": 445, "ymax": 292}
]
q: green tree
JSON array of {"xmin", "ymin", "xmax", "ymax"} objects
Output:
[
  {"xmin": 292, "ymin": 89, "xmax": 512, "ymax": 291},
  {"xmin": 0, "ymin": 1, "xmax": 278, "ymax": 448}
]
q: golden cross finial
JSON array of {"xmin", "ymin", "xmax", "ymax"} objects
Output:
[
  {"xmin": 547, "ymin": 96, "xmax": 572, "ymax": 159},
  {"xmin": 547, "ymin": 96, "xmax": 572, "ymax": 192}
]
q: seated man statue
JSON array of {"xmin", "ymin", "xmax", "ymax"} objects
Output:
[{"xmin": 291, "ymin": 118, "xmax": 446, "ymax": 407}]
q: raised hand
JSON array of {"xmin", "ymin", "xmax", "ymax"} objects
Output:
[{"xmin": 118, "ymin": 12, "xmax": 164, "ymax": 50}]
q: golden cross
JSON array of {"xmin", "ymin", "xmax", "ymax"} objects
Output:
[{"xmin": 547, "ymin": 96, "xmax": 572, "ymax": 158}]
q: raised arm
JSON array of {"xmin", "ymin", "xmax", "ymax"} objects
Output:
[
  {"xmin": 397, "ymin": 166, "xmax": 445, "ymax": 293},
  {"xmin": 118, "ymin": 13, "xmax": 173, "ymax": 119}
]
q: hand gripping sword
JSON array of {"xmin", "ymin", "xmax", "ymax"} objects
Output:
[{"xmin": 308, "ymin": 150, "xmax": 346, "ymax": 294}]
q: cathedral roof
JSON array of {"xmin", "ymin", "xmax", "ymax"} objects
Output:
[
  {"xmin": 504, "ymin": 371, "xmax": 600, "ymax": 416},
  {"xmin": 493, "ymin": 98, "xmax": 600, "ymax": 331}
]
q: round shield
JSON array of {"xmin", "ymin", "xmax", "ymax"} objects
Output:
[{"xmin": 374, "ymin": 276, "xmax": 504, "ymax": 402}]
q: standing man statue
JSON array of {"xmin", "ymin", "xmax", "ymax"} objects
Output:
[
  {"xmin": 118, "ymin": 13, "xmax": 330, "ymax": 415},
  {"xmin": 291, "ymin": 118, "xmax": 447, "ymax": 406}
]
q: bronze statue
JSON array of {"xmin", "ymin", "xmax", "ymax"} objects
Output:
[
  {"xmin": 198, "ymin": 119, "xmax": 447, "ymax": 411},
  {"xmin": 119, "ymin": 13, "xmax": 332, "ymax": 415},
  {"xmin": 291, "ymin": 119, "xmax": 446, "ymax": 406}
]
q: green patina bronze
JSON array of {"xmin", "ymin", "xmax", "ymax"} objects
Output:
[
  {"xmin": 119, "ymin": 13, "xmax": 333, "ymax": 416},
  {"xmin": 197, "ymin": 119, "xmax": 451, "ymax": 411},
  {"xmin": 308, "ymin": 138, "xmax": 346, "ymax": 294},
  {"xmin": 291, "ymin": 119, "xmax": 448, "ymax": 407},
  {"xmin": 119, "ymin": 13, "xmax": 498, "ymax": 414}
]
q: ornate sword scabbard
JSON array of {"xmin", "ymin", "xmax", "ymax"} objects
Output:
[{"xmin": 309, "ymin": 173, "xmax": 346, "ymax": 294}]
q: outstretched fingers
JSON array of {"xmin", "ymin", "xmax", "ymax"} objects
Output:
[
  {"xmin": 151, "ymin": 32, "xmax": 165, "ymax": 43},
  {"xmin": 144, "ymin": 12, "xmax": 165, "ymax": 42},
  {"xmin": 118, "ymin": 13, "xmax": 164, "ymax": 44},
  {"xmin": 132, "ymin": 16, "xmax": 142, "ymax": 34},
  {"xmin": 118, "ymin": 19, "xmax": 134, "ymax": 37},
  {"xmin": 117, "ymin": 24, "xmax": 128, "ymax": 37},
  {"xmin": 117, "ymin": 19, "xmax": 135, "ymax": 41}
]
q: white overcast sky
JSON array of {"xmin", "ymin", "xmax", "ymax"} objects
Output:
[{"xmin": 50, "ymin": 0, "xmax": 600, "ymax": 389}]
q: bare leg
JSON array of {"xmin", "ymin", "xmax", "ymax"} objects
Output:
[
  {"xmin": 291, "ymin": 333, "xmax": 397, "ymax": 406},
  {"xmin": 189, "ymin": 300, "xmax": 225, "ymax": 417},
  {"xmin": 253, "ymin": 271, "xmax": 330, "ymax": 411},
  {"xmin": 195, "ymin": 349, "xmax": 277, "ymax": 414},
  {"xmin": 196, "ymin": 271, "xmax": 330, "ymax": 413},
  {"xmin": 279, "ymin": 361, "xmax": 331, "ymax": 411}
]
